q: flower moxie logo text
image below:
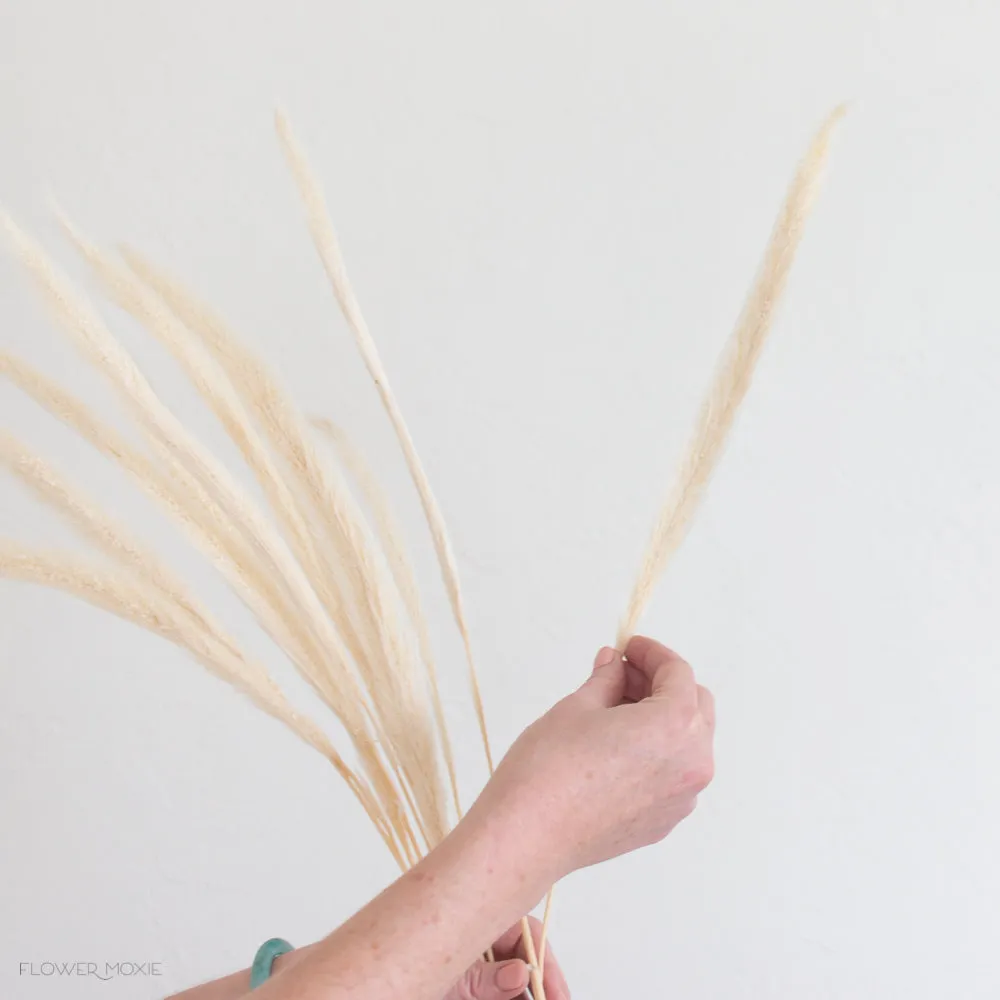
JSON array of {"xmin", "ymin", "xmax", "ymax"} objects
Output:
[{"xmin": 19, "ymin": 961, "xmax": 163, "ymax": 981}]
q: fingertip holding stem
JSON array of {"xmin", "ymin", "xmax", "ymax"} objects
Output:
[{"xmin": 494, "ymin": 959, "xmax": 531, "ymax": 993}]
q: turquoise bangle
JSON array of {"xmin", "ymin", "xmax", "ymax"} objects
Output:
[{"xmin": 250, "ymin": 938, "xmax": 294, "ymax": 989}]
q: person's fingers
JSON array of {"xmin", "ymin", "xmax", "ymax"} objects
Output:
[
  {"xmin": 623, "ymin": 635, "xmax": 697, "ymax": 706},
  {"xmin": 442, "ymin": 959, "xmax": 531, "ymax": 1000},
  {"xmin": 539, "ymin": 943, "xmax": 571, "ymax": 1000},
  {"xmin": 619, "ymin": 659, "xmax": 649, "ymax": 702},
  {"xmin": 575, "ymin": 646, "xmax": 628, "ymax": 708},
  {"xmin": 488, "ymin": 917, "xmax": 571, "ymax": 999},
  {"xmin": 491, "ymin": 914, "xmax": 542, "ymax": 959},
  {"xmin": 513, "ymin": 917, "xmax": 570, "ymax": 1000}
]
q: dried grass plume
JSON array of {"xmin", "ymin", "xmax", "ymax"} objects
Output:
[{"xmin": 1, "ymin": 107, "xmax": 843, "ymax": 1000}]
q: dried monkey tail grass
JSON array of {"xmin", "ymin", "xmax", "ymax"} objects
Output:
[
  {"xmin": 617, "ymin": 106, "xmax": 845, "ymax": 648},
  {"xmin": 1, "ymin": 106, "xmax": 843, "ymax": 1000}
]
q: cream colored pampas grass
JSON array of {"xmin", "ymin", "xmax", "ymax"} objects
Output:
[{"xmin": 1, "ymin": 107, "xmax": 842, "ymax": 1000}]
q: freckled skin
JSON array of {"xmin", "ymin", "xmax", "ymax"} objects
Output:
[{"xmin": 169, "ymin": 638, "xmax": 713, "ymax": 1000}]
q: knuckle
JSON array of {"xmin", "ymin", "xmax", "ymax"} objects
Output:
[
  {"xmin": 669, "ymin": 698, "xmax": 699, "ymax": 731},
  {"xmin": 687, "ymin": 755, "xmax": 715, "ymax": 791},
  {"xmin": 674, "ymin": 698, "xmax": 701, "ymax": 729}
]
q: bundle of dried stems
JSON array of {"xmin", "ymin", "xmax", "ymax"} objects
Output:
[{"xmin": 0, "ymin": 106, "xmax": 842, "ymax": 1000}]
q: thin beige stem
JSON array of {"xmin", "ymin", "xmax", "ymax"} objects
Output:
[
  {"xmin": 538, "ymin": 887, "xmax": 554, "ymax": 977},
  {"xmin": 520, "ymin": 917, "xmax": 545, "ymax": 1000},
  {"xmin": 274, "ymin": 112, "xmax": 495, "ymax": 775}
]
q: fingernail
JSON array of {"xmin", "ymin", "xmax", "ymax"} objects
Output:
[
  {"xmin": 495, "ymin": 960, "xmax": 530, "ymax": 992},
  {"xmin": 592, "ymin": 646, "xmax": 617, "ymax": 673}
]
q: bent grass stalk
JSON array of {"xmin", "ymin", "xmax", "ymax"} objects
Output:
[{"xmin": 273, "ymin": 113, "xmax": 496, "ymax": 777}]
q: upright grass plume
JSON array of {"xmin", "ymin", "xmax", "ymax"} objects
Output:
[
  {"xmin": 539, "ymin": 106, "xmax": 845, "ymax": 973},
  {"xmin": 1, "ymin": 107, "xmax": 842, "ymax": 1000},
  {"xmin": 617, "ymin": 105, "xmax": 845, "ymax": 648}
]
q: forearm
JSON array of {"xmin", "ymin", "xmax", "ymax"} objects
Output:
[{"xmin": 248, "ymin": 807, "xmax": 548, "ymax": 1000}]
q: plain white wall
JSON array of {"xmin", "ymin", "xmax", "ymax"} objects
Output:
[{"xmin": 3, "ymin": 2, "xmax": 1000, "ymax": 997}]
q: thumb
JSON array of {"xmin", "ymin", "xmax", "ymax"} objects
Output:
[
  {"xmin": 575, "ymin": 646, "xmax": 627, "ymax": 708},
  {"xmin": 443, "ymin": 959, "xmax": 531, "ymax": 1000}
]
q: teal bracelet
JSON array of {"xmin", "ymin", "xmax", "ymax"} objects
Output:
[{"xmin": 250, "ymin": 938, "xmax": 294, "ymax": 989}]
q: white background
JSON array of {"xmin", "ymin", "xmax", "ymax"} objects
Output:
[{"xmin": 2, "ymin": 2, "xmax": 1000, "ymax": 998}]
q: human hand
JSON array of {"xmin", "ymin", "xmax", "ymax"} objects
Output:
[
  {"xmin": 470, "ymin": 636, "xmax": 715, "ymax": 884},
  {"xmin": 444, "ymin": 917, "xmax": 569, "ymax": 1000}
]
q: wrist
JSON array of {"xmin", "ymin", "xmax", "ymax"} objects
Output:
[
  {"xmin": 270, "ymin": 943, "xmax": 312, "ymax": 976},
  {"xmin": 441, "ymin": 793, "xmax": 558, "ymax": 918}
]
